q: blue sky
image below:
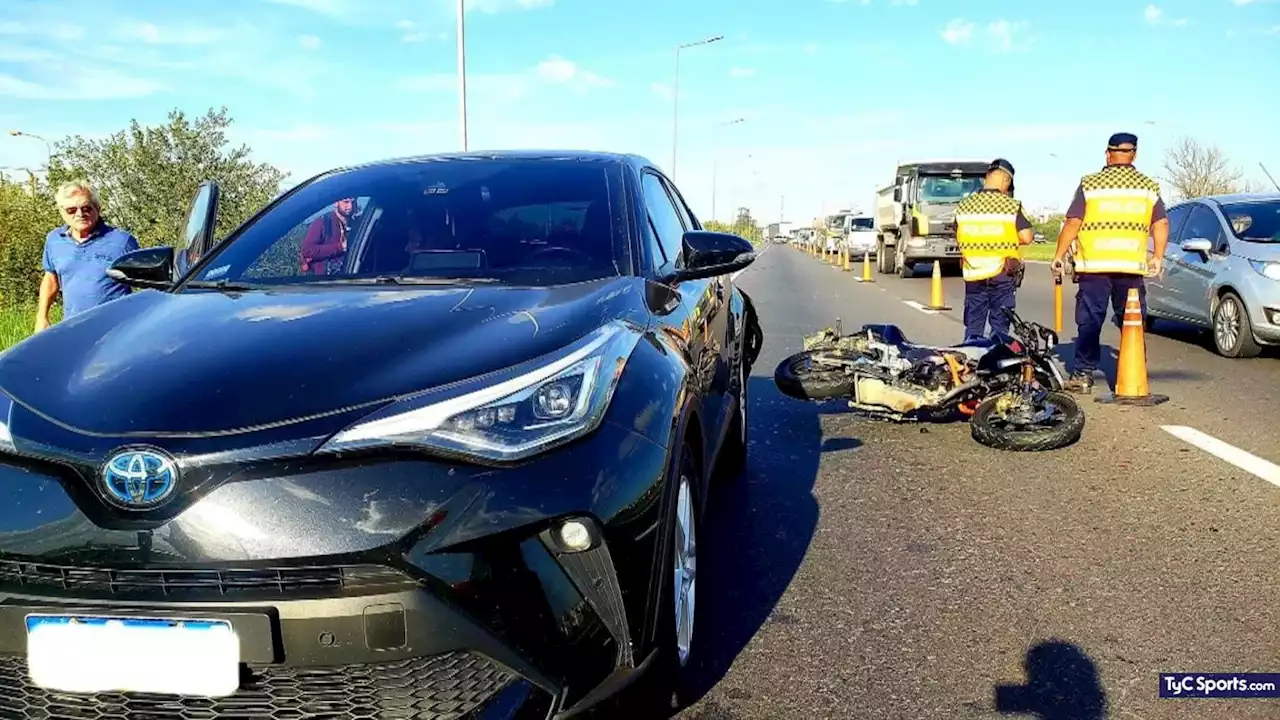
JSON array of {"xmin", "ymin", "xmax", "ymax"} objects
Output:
[{"xmin": 2, "ymin": 0, "xmax": 1278, "ymax": 226}]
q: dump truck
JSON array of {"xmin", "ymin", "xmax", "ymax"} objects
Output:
[{"xmin": 874, "ymin": 160, "xmax": 990, "ymax": 278}]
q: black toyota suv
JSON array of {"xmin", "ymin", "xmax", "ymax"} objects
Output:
[{"xmin": 0, "ymin": 150, "xmax": 763, "ymax": 718}]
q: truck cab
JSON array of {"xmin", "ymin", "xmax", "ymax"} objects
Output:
[{"xmin": 874, "ymin": 160, "xmax": 989, "ymax": 278}]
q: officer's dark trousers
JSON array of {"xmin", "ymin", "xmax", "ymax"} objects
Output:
[
  {"xmin": 1073, "ymin": 272, "xmax": 1146, "ymax": 375},
  {"xmin": 963, "ymin": 272, "xmax": 1016, "ymax": 341}
]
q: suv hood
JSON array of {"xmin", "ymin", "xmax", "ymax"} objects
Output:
[{"xmin": 0, "ymin": 279, "xmax": 646, "ymax": 436}]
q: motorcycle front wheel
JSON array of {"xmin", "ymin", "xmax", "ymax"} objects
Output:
[
  {"xmin": 773, "ymin": 351, "xmax": 857, "ymax": 400},
  {"xmin": 970, "ymin": 390, "xmax": 1084, "ymax": 451}
]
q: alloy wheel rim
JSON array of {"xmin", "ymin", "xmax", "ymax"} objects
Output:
[
  {"xmin": 673, "ymin": 475, "xmax": 696, "ymax": 667},
  {"xmin": 1216, "ymin": 299, "xmax": 1240, "ymax": 351}
]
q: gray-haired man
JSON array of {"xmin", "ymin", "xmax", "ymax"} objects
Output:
[{"xmin": 35, "ymin": 181, "xmax": 140, "ymax": 331}]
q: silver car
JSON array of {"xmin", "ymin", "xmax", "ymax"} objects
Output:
[{"xmin": 1146, "ymin": 192, "xmax": 1280, "ymax": 358}]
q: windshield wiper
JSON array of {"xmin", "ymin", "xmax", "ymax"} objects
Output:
[
  {"xmin": 312, "ymin": 276, "xmax": 501, "ymax": 285},
  {"xmin": 183, "ymin": 280, "xmax": 264, "ymax": 292}
]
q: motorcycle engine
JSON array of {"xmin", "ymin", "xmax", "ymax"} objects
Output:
[{"xmin": 849, "ymin": 338, "xmax": 958, "ymax": 413}]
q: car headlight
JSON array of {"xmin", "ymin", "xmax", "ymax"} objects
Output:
[
  {"xmin": 318, "ymin": 321, "xmax": 643, "ymax": 463},
  {"xmin": 1249, "ymin": 260, "xmax": 1280, "ymax": 281},
  {"xmin": 0, "ymin": 392, "xmax": 15, "ymax": 454}
]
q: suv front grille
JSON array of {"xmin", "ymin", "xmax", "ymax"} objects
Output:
[
  {"xmin": 0, "ymin": 560, "xmax": 416, "ymax": 600},
  {"xmin": 0, "ymin": 652, "xmax": 516, "ymax": 719}
]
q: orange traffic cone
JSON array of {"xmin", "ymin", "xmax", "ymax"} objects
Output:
[
  {"xmin": 1097, "ymin": 288, "xmax": 1168, "ymax": 406},
  {"xmin": 861, "ymin": 251, "xmax": 874, "ymax": 282},
  {"xmin": 927, "ymin": 260, "xmax": 950, "ymax": 310}
]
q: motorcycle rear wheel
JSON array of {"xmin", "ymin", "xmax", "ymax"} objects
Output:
[
  {"xmin": 970, "ymin": 390, "xmax": 1084, "ymax": 451},
  {"xmin": 773, "ymin": 351, "xmax": 856, "ymax": 400}
]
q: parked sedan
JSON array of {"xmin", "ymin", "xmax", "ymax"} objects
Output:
[
  {"xmin": 1146, "ymin": 192, "xmax": 1280, "ymax": 358},
  {"xmin": 0, "ymin": 150, "xmax": 762, "ymax": 718}
]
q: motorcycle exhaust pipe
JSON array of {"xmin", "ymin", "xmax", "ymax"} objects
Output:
[{"xmin": 938, "ymin": 378, "xmax": 982, "ymax": 405}]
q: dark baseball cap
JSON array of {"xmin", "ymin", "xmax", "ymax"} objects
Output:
[
  {"xmin": 1107, "ymin": 132, "xmax": 1138, "ymax": 149},
  {"xmin": 987, "ymin": 158, "xmax": 1015, "ymax": 176}
]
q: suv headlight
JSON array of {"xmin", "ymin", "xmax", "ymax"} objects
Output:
[
  {"xmin": 0, "ymin": 392, "xmax": 15, "ymax": 454},
  {"xmin": 1249, "ymin": 260, "xmax": 1280, "ymax": 281},
  {"xmin": 318, "ymin": 321, "xmax": 643, "ymax": 463}
]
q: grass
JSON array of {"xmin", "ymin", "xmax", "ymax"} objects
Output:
[
  {"xmin": 1020, "ymin": 243, "xmax": 1057, "ymax": 262},
  {"xmin": 0, "ymin": 304, "xmax": 58, "ymax": 352}
]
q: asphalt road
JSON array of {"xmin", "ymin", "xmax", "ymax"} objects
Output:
[{"xmin": 675, "ymin": 244, "xmax": 1280, "ymax": 720}]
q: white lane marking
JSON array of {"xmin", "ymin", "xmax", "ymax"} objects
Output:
[
  {"xmin": 1160, "ymin": 425, "xmax": 1280, "ymax": 489},
  {"xmin": 903, "ymin": 300, "xmax": 939, "ymax": 315}
]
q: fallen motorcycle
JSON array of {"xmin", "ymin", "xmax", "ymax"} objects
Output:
[{"xmin": 773, "ymin": 308, "xmax": 1084, "ymax": 451}]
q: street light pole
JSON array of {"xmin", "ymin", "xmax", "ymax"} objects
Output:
[
  {"xmin": 456, "ymin": 0, "xmax": 469, "ymax": 151},
  {"xmin": 8, "ymin": 129, "xmax": 52, "ymax": 164},
  {"xmin": 710, "ymin": 117, "xmax": 744, "ymax": 222},
  {"xmin": 670, "ymin": 35, "xmax": 723, "ymax": 179}
]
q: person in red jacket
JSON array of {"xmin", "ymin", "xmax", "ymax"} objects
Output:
[{"xmin": 300, "ymin": 197, "xmax": 355, "ymax": 275}]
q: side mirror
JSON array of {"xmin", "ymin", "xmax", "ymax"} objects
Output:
[
  {"xmin": 892, "ymin": 187, "xmax": 902, "ymax": 202},
  {"xmin": 1180, "ymin": 237, "xmax": 1213, "ymax": 254},
  {"xmin": 107, "ymin": 246, "xmax": 176, "ymax": 289},
  {"xmin": 669, "ymin": 231, "xmax": 755, "ymax": 283}
]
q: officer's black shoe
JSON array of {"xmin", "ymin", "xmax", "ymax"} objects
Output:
[{"xmin": 1064, "ymin": 372, "xmax": 1094, "ymax": 395}]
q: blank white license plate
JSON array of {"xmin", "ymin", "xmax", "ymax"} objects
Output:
[{"xmin": 26, "ymin": 614, "xmax": 241, "ymax": 697}]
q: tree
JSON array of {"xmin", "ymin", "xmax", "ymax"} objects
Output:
[
  {"xmin": 0, "ymin": 178, "xmax": 58, "ymax": 308},
  {"xmin": 1031, "ymin": 214, "xmax": 1064, "ymax": 243},
  {"xmin": 47, "ymin": 107, "xmax": 288, "ymax": 250},
  {"xmin": 1160, "ymin": 136, "xmax": 1254, "ymax": 200}
]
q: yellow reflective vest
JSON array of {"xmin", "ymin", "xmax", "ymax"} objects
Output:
[
  {"xmin": 954, "ymin": 190, "xmax": 1023, "ymax": 282},
  {"xmin": 1075, "ymin": 165, "xmax": 1161, "ymax": 275}
]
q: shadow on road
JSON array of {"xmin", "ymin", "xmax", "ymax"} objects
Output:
[
  {"xmin": 1150, "ymin": 318, "xmax": 1280, "ymax": 360},
  {"xmin": 994, "ymin": 640, "xmax": 1107, "ymax": 720},
  {"xmin": 1053, "ymin": 338, "xmax": 1210, "ymax": 388},
  {"xmin": 681, "ymin": 375, "xmax": 847, "ymax": 708}
]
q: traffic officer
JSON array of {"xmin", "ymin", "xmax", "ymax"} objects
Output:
[
  {"xmin": 954, "ymin": 158, "xmax": 1035, "ymax": 341},
  {"xmin": 1051, "ymin": 132, "xmax": 1170, "ymax": 394}
]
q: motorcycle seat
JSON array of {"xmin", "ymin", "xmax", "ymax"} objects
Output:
[{"xmin": 859, "ymin": 323, "xmax": 995, "ymax": 362}]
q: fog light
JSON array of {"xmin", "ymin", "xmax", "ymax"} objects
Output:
[
  {"xmin": 1265, "ymin": 307, "xmax": 1280, "ymax": 326},
  {"xmin": 558, "ymin": 521, "xmax": 592, "ymax": 552}
]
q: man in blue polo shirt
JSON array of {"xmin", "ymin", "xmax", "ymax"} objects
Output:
[{"xmin": 34, "ymin": 181, "xmax": 140, "ymax": 332}]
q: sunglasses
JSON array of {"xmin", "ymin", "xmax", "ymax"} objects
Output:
[{"xmin": 62, "ymin": 204, "xmax": 97, "ymax": 215}]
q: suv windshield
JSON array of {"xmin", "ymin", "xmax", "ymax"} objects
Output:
[
  {"xmin": 918, "ymin": 175, "xmax": 983, "ymax": 203},
  {"xmin": 186, "ymin": 158, "xmax": 627, "ymax": 288},
  {"xmin": 1221, "ymin": 200, "xmax": 1280, "ymax": 242}
]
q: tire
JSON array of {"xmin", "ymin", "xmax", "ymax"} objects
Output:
[
  {"xmin": 897, "ymin": 244, "xmax": 913, "ymax": 278},
  {"xmin": 1212, "ymin": 292, "xmax": 1262, "ymax": 359},
  {"xmin": 716, "ymin": 354, "xmax": 749, "ymax": 482},
  {"xmin": 773, "ymin": 351, "xmax": 856, "ymax": 400},
  {"xmin": 877, "ymin": 236, "xmax": 894, "ymax": 274},
  {"xmin": 970, "ymin": 390, "xmax": 1085, "ymax": 451},
  {"xmin": 649, "ymin": 443, "xmax": 703, "ymax": 715}
]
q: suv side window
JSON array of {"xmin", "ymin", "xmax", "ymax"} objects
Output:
[
  {"xmin": 661, "ymin": 176, "xmax": 699, "ymax": 231},
  {"xmin": 642, "ymin": 171, "xmax": 687, "ymax": 269}
]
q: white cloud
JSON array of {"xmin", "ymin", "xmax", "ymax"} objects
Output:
[
  {"xmin": 942, "ymin": 19, "xmax": 975, "ymax": 45},
  {"xmin": 397, "ymin": 56, "xmax": 612, "ymax": 100},
  {"xmin": 650, "ymin": 82, "xmax": 675, "ymax": 100},
  {"xmin": 534, "ymin": 56, "xmax": 614, "ymax": 89},
  {"xmin": 298, "ymin": 34, "xmax": 322, "ymax": 49},
  {"xmin": 116, "ymin": 22, "xmax": 224, "ymax": 45},
  {"xmin": 1144, "ymin": 4, "xmax": 1189, "ymax": 26},
  {"xmin": 0, "ymin": 21, "xmax": 85, "ymax": 42},
  {"xmin": 729, "ymin": 67, "xmax": 756, "ymax": 79},
  {"xmin": 0, "ymin": 68, "xmax": 163, "ymax": 100},
  {"xmin": 942, "ymin": 18, "xmax": 1032, "ymax": 52}
]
